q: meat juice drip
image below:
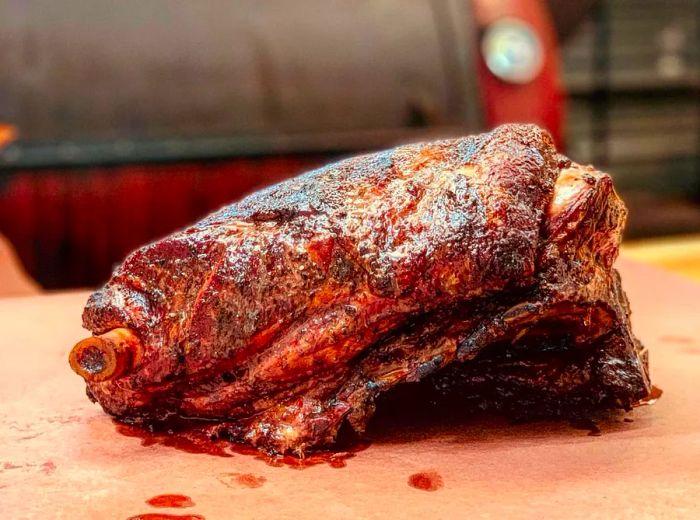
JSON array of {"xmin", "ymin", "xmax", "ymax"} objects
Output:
[
  {"xmin": 634, "ymin": 385, "xmax": 663, "ymax": 407},
  {"xmin": 114, "ymin": 420, "xmax": 371, "ymax": 469},
  {"xmin": 146, "ymin": 495, "xmax": 194, "ymax": 508},
  {"xmin": 408, "ymin": 471, "xmax": 444, "ymax": 491},
  {"xmin": 126, "ymin": 514, "xmax": 204, "ymax": 520},
  {"xmin": 114, "ymin": 422, "xmax": 232, "ymax": 458}
]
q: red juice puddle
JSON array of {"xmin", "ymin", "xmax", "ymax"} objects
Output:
[
  {"xmin": 217, "ymin": 472, "xmax": 267, "ymax": 489},
  {"xmin": 408, "ymin": 471, "xmax": 443, "ymax": 492},
  {"xmin": 127, "ymin": 515, "xmax": 204, "ymax": 520},
  {"xmin": 114, "ymin": 420, "xmax": 371, "ymax": 469},
  {"xmin": 633, "ymin": 385, "xmax": 663, "ymax": 407},
  {"xmin": 114, "ymin": 422, "xmax": 232, "ymax": 458},
  {"xmin": 146, "ymin": 495, "xmax": 194, "ymax": 508}
]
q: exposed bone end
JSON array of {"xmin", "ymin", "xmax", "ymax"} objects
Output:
[{"xmin": 69, "ymin": 328, "xmax": 142, "ymax": 382}]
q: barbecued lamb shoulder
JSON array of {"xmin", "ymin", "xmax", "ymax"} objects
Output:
[{"xmin": 70, "ymin": 124, "xmax": 650, "ymax": 455}]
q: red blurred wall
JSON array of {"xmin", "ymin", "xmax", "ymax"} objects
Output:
[{"xmin": 0, "ymin": 156, "xmax": 323, "ymax": 288}]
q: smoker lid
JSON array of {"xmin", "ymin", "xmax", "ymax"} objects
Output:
[{"xmin": 0, "ymin": 0, "xmax": 482, "ymax": 168}]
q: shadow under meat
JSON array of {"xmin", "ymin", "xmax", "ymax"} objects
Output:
[{"xmin": 364, "ymin": 382, "xmax": 643, "ymax": 448}]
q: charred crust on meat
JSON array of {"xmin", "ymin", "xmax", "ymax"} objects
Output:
[{"xmin": 75, "ymin": 124, "xmax": 651, "ymax": 455}]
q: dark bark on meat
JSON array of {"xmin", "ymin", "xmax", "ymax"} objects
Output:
[{"xmin": 77, "ymin": 124, "xmax": 650, "ymax": 455}]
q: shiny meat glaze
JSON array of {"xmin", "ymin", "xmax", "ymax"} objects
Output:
[{"xmin": 80, "ymin": 124, "xmax": 650, "ymax": 454}]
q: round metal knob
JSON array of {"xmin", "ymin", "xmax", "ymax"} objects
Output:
[{"xmin": 481, "ymin": 18, "xmax": 544, "ymax": 84}]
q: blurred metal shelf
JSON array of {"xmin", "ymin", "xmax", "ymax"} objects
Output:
[
  {"xmin": 562, "ymin": 1, "xmax": 699, "ymax": 93},
  {"xmin": 560, "ymin": 0, "xmax": 700, "ymax": 238}
]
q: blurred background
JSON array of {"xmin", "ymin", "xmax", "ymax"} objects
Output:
[{"xmin": 0, "ymin": 0, "xmax": 699, "ymax": 295}]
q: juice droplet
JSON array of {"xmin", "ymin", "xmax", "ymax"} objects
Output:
[
  {"xmin": 126, "ymin": 514, "xmax": 205, "ymax": 520},
  {"xmin": 146, "ymin": 495, "xmax": 194, "ymax": 508},
  {"xmin": 408, "ymin": 471, "xmax": 443, "ymax": 491}
]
